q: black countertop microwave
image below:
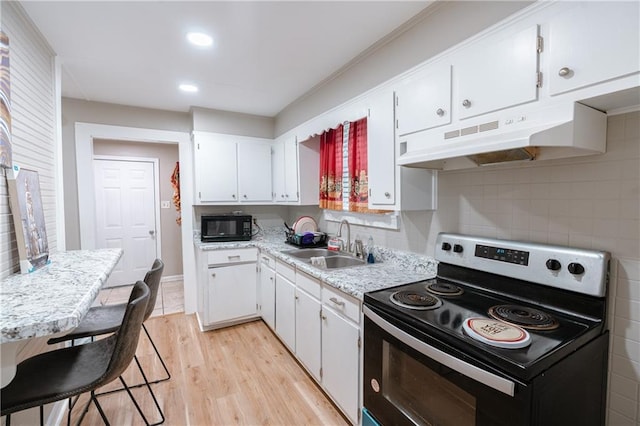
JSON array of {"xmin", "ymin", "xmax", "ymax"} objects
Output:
[{"xmin": 201, "ymin": 214, "xmax": 252, "ymax": 242}]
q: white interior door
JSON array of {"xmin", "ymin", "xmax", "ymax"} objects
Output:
[{"xmin": 94, "ymin": 158, "xmax": 158, "ymax": 287}]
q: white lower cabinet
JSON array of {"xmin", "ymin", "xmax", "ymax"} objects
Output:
[
  {"xmin": 295, "ymin": 287, "xmax": 321, "ymax": 381},
  {"xmin": 321, "ymin": 287, "xmax": 361, "ymax": 425},
  {"xmin": 321, "ymin": 306, "xmax": 360, "ymax": 424},
  {"xmin": 258, "ymin": 253, "xmax": 276, "ymax": 331},
  {"xmin": 258, "ymin": 259, "xmax": 361, "ymax": 425},
  {"xmin": 275, "ymin": 261, "xmax": 296, "ymax": 351},
  {"xmin": 196, "ymin": 248, "xmax": 258, "ymax": 330}
]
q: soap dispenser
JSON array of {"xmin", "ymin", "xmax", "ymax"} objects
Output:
[{"xmin": 366, "ymin": 236, "xmax": 375, "ymax": 264}]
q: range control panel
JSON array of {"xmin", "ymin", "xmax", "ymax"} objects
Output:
[
  {"xmin": 435, "ymin": 233, "xmax": 610, "ymax": 297},
  {"xmin": 475, "ymin": 245, "xmax": 530, "ymax": 266}
]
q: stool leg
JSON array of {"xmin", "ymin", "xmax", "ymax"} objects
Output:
[
  {"xmin": 119, "ymin": 376, "xmax": 151, "ymax": 426},
  {"xmin": 90, "ymin": 391, "xmax": 110, "ymax": 426},
  {"xmin": 133, "ymin": 354, "xmax": 165, "ymax": 425},
  {"xmin": 6, "ymin": 414, "xmax": 10, "ymax": 426},
  {"xmin": 142, "ymin": 323, "xmax": 171, "ymax": 383}
]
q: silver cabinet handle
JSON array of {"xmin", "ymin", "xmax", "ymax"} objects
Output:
[
  {"xmin": 243, "ymin": 194, "xmax": 248, "ymax": 199},
  {"xmin": 436, "ymin": 108, "xmax": 445, "ymax": 117},
  {"xmin": 228, "ymin": 255, "xmax": 241, "ymax": 261},
  {"xmin": 232, "ymin": 194, "xmax": 236, "ymax": 199},
  {"xmin": 329, "ymin": 297, "xmax": 345, "ymax": 307},
  {"xmin": 462, "ymin": 99, "xmax": 471, "ymax": 108},
  {"xmin": 558, "ymin": 67, "xmax": 571, "ymax": 77},
  {"xmin": 149, "ymin": 230, "xmax": 155, "ymax": 236},
  {"xmin": 211, "ymin": 273, "xmax": 216, "ymax": 278},
  {"xmin": 384, "ymin": 192, "xmax": 391, "ymax": 198}
]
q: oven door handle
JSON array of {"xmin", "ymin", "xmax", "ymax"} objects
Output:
[{"xmin": 363, "ymin": 305, "xmax": 516, "ymax": 397}]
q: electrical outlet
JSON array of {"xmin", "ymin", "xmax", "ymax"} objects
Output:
[{"xmin": 161, "ymin": 201, "xmax": 170, "ymax": 209}]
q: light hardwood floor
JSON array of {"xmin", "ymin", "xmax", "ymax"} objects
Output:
[{"xmin": 69, "ymin": 314, "xmax": 350, "ymax": 426}]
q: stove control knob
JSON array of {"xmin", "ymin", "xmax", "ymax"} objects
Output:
[
  {"xmin": 545, "ymin": 259, "xmax": 561, "ymax": 271},
  {"xmin": 453, "ymin": 244, "xmax": 464, "ymax": 253},
  {"xmin": 441, "ymin": 242, "xmax": 452, "ymax": 251},
  {"xmin": 568, "ymin": 262, "xmax": 585, "ymax": 275}
]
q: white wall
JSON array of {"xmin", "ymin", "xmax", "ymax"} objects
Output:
[
  {"xmin": 61, "ymin": 98, "xmax": 191, "ymax": 249},
  {"xmin": 0, "ymin": 3, "xmax": 57, "ymax": 277}
]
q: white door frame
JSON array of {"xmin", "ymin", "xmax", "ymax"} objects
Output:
[
  {"xmin": 93, "ymin": 155, "xmax": 162, "ymax": 262},
  {"xmin": 74, "ymin": 122, "xmax": 196, "ymax": 313}
]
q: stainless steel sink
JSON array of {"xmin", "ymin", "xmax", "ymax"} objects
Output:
[
  {"xmin": 322, "ymin": 255, "xmax": 365, "ymax": 269},
  {"xmin": 280, "ymin": 248, "xmax": 340, "ymax": 259},
  {"xmin": 280, "ymin": 248, "xmax": 367, "ymax": 269}
]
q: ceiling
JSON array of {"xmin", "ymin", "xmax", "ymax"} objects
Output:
[{"xmin": 21, "ymin": 1, "xmax": 432, "ymax": 117}]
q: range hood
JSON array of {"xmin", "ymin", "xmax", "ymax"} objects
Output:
[{"xmin": 397, "ymin": 102, "xmax": 607, "ymax": 170}]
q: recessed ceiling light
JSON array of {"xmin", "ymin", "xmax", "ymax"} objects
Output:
[
  {"xmin": 179, "ymin": 83, "xmax": 198, "ymax": 93},
  {"xmin": 186, "ymin": 32, "xmax": 213, "ymax": 47}
]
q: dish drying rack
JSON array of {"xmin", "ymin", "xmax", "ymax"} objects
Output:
[{"xmin": 285, "ymin": 230, "xmax": 328, "ymax": 248}]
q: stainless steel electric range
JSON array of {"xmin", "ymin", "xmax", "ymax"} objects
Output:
[{"xmin": 363, "ymin": 233, "xmax": 610, "ymax": 426}]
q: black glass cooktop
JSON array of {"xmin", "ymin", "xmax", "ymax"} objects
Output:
[{"xmin": 364, "ymin": 278, "xmax": 603, "ymax": 380}]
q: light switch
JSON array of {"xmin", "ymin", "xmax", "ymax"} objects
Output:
[{"xmin": 161, "ymin": 201, "xmax": 170, "ymax": 209}]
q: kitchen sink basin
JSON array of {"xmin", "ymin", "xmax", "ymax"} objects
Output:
[
  {"xmin": 280, "ymin": 248, "xmax": 340, "ymax": 259},
  {"xmin": 280, "ymin": 248, "xmax": 367, "ymax": 269},
  {"xmin": 322, "ymin": 255, "xmax": 365, "ymax": 269}
]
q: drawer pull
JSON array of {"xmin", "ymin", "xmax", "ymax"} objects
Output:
[
  {"xmin": 329, "ymin": 297, "xmax": 345, "ymax": 307},
  {"xmin": 228, "ymin": 255, "xmax": 241, "ymax": 261}
]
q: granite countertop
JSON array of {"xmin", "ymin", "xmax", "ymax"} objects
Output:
[
  {"xmin": 194, "ymin": 228, "xmax": 437, "ymax": 300},
  {"xmin": 0, "ymin": 248, "xmax": 123, "ymax": 343}
]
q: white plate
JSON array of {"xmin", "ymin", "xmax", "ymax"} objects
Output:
[
  {"xmin": 462, "ymin": 317, "xmax": 531, "ymax": 349},
  {"xmin": 293, "ymin": 216, "xmax": 317, "ymax": 233}
]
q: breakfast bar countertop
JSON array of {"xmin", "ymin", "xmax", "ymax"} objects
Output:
[{"xmin": 0, "ymin": 248, "xmax": 123, "ymax": 343}]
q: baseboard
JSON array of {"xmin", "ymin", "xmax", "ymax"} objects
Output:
[{"xmin": 161, "ymin": 274, "xmax": 183, "ymax": 283}]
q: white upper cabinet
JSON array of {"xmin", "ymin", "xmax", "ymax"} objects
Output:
[
  {"xmin": 238, "ymin": 140, "xmax": 272, "ymax": 202},
  {"xmin": 395, "ymin": 63, "xmax": 452, "ymax": 136},
  {"xmin": 193, "ymin": 131, "xmax": 272, "ymax": 204},
  {"xmin": 455, "ymin": 25, "xmax": 540, "ymax": 119},
  {"xmin": 272, "ymin": 135, "xmax": 299, "ymax": 203},
  {"xmin": 194, "ymin": 133, "xmax": 238, "ymax": 203},
  {"xmin": 367, "ymin": 87, "xmax": 396, "ymax": 205},
  {"xmin": 547, "ymin": 2, "xmax": 640, "ymax": 96}
]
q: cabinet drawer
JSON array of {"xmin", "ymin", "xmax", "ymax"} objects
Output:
[
  {"xmin": 276, "ymin": 259, "xmax": 296, "ymax": 282},
  {"xmin": 207, "ymin": 248, "xmax": 258, "ymax": 266},
  {"xmin": 296, "ymin": 271, "xmax": 321, "ymax": 299},
  {"xmin": 259, "ymin": 252, "xmax": 276, "ymax": 271},
  {"xmin": 322, "ymin": 286, "xmax": 360, "ymax": 323}
]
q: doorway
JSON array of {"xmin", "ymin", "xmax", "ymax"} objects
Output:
[{"xmin": 93, "ymin": 156, "xmax": 160, "ymax": 287}]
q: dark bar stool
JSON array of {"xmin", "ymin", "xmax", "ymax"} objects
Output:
[
  {"xmin": 48, "ymin": 259, "xmax": 171, "ymax": 388},
  {"xmin": 1, "ymin": 281, "xmax": 156, "ymax": 425}
]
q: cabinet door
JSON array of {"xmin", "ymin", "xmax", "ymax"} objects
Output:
[
  {"xmin": 395, "ymin": 63, "xmax": 452, "ymax": 136},
  {"xmin": 259, "ymin": 262, "xmax": 276, "ymax": 331},
  {"xmin": 284, "ymin": 137, "xmax": 299, "ymax": 202},
  {"xmin": 321, "ymin": 307, "xmax": 360, "ymax": 424},
  {"xmin": 208, "ymin": 262, "xmax": 257, "ymax": 324},
  {"xmin": 548, "ymin": 2, "xmax": 640, "ymax": 96},
  {"xmin": 194, "ymin": 134, "xmax": 238, "ymax": 202},
  {"xmin": 238, "ymin": 141, "xmax": 272, "ymax": 202},
  {"xmin": 275, "ymin": 274, "xmax": 296, "ymax": 351},
  {"xmin": 271, "ymin": 141, "xmax": 286, "ymax": 202},
  {"xmin": 295, "ymin": 288, "xmax": 321, "ymax": 381},
  {"xmin": 456, "ymin": 25, "xmax": 539, "ymax": 119},
  {"xmin": 367, "ymin": 88, "xmax": 396, "ymax": 206}
]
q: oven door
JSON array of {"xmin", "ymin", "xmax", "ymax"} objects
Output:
[{"xmin": 363, "ymin": 305, "xmax": 532, "ymax": 426}]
